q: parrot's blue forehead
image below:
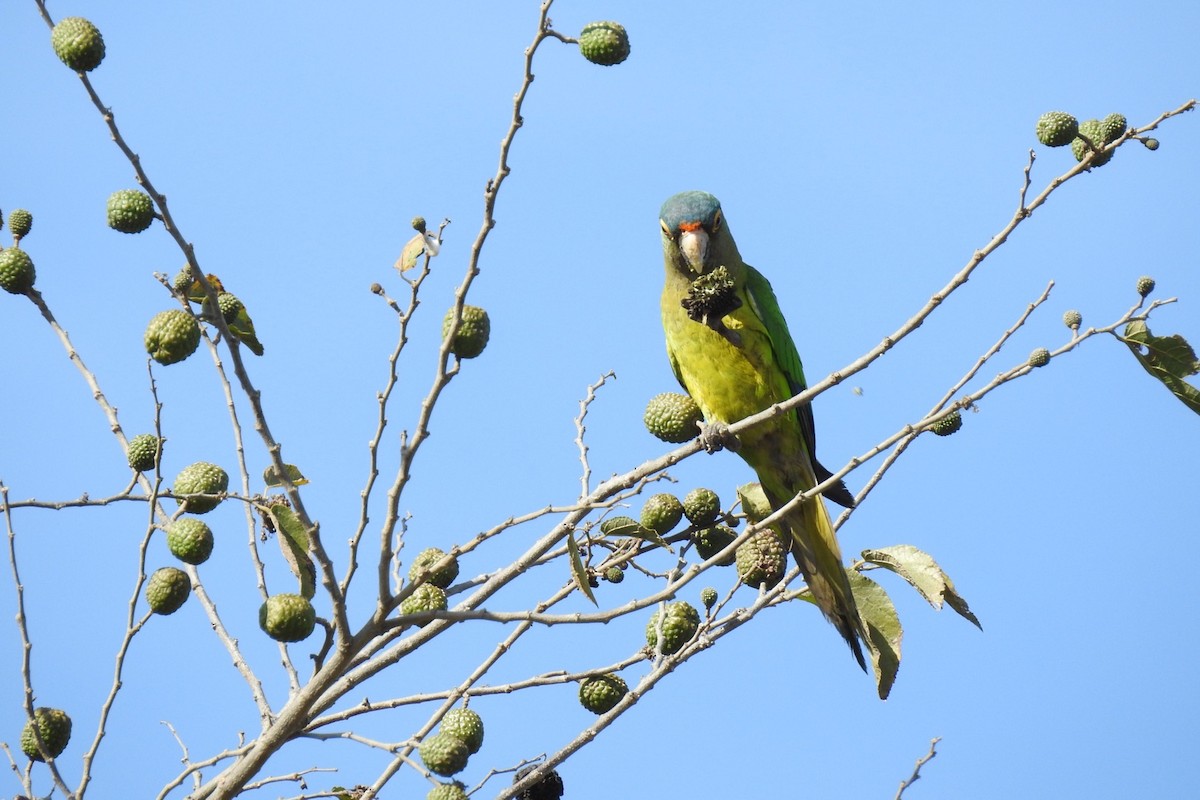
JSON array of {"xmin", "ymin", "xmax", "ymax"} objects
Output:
[{"xmin": 660, "ymin": 191, "xmax": 722, "ymax": 232}]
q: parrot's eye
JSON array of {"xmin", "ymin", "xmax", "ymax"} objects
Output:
[
  {"xmin": 659, "ymin": 219, "xmax": 673, "ymax": 237},
  {"xmin": 710, "ymin": 210, "xmax": 723, "ymax": 232}
]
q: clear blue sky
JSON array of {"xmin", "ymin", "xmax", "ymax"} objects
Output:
[{"xmin": 2, "ymin": 2, "xmax": 1198, "ymax": 798}]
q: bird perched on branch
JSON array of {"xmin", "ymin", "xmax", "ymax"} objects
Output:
[{"xmin": 658, "ymin": 190, "xmax": 866, "ymax": 668}]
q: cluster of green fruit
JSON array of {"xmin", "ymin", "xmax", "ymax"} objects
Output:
[
  {"xmin": 400, "ymin": 547, "xmax": 460, "ymax": 621},
  {"xmin": 1035, "ymin": 110, "xmax": 1153, "ymax": 166},
  {"xmin": 419, "ymin": 707, "xmax": 485, "ymax": 779},
  {"xmin": 0, "ymin": 190, "xmax": 155, "ymax": 297},
  {"xmin": 610, "ymin": 480, "xmax": 793, "ymax": 591},
  {"xmin": 0, "ymin": 208, "xmax": 37, "ymax": 295},
  {"xmin": 150, "ymin": 267, "xmax": 264, "ymax": 363},
  {"xmin": 142, "ymin": 461, "xmax": 232, "ymax": 615}
]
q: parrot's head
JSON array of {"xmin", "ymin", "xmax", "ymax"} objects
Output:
[{"xmin": 659, "ymin": 190, "xmax": 739, "ymax": 277}]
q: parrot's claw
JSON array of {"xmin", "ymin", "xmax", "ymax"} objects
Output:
[
  {"xmin": 703, "ymin": 316, "xmax": 743, "ymax": 347},
  {"xmin": 697, "ymin": 421, "xmax": 740, "ymax": 454}
]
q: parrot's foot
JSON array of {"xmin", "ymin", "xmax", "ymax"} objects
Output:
[
  {"xmin": 704, "ymin": 317, "xmax": 743, "ymax": 347},
  {"xmin": 697, "ymin": 421, "xmax": 740, "ymax": 453}
]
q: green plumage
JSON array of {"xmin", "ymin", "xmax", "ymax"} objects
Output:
[{"xmin": 658, "ymin": 191, "xmax": 866, "ymax": 669}]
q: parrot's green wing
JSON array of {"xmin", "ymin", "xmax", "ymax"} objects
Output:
[
  {"xmin": 744, "ymin": 267, "xmax": 809, "ymax": 401},
  {"xmin": 666, "ymin": 342, "xmax": 686, "ymax": 391},
  {"xmin": 744, "ymin": 265, "xmax": 854, "ymax": 508}
]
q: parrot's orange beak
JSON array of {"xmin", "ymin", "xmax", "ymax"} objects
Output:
[{"xmin": 678, "ymin": 225, "xmax": 709, "ymax": 275}]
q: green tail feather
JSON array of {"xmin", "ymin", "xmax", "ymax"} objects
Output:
[{"xmin": 776, "ymin": 489, "xmax": 867, "ymax": 671}]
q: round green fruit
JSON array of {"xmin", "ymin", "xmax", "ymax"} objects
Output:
[
  {"xmin": 167, "ymin": 518, "xmax": 214, "ymax": 565},
  {"xmin": 408, "ymin": 547, "xmax": 459, "ymax": 589},
  {"xmin": 682, "ymin": 487, "xmax": 720, "ymax": 526},
  {"xmin": 419, "ymin": 732, "xmax": 470, "ymax": 777},
  {"xmin": 51, "ymin": 17, "xmax": 105, "ymax": 72},
  {"xmin": 1136, "ymin": 276, "xmax": 1156, "ymax": 297},
  {"xmin": 700, "ymin": 586, "xmax": 718, "ymax": 609},
  {"xmin": 259, "ymin": 593, "xmax": 316, "ymax": 642},
  {"xmin": 427, "ymin": 783, "xmax": 468, "ymax": 800},
  {"xmin": 106, "ymin": 189, "xmax": 155, "ymax": 233},
  {"xmin": 172, "ymin": 267, "xmax": 196, "ymax": 295},
  {"xmin": 440, "ymin": 707, "xmax": 484, "ymax": 754},
  {"xmin": 1062, "ymin": 310, "xmax": 1082, "ymax": 330},
  {"xmin": 217, "ymin": 292, "xmax": 244, "ymax": 323},
  {"xmin": 932, "ymin": 410, "xmax": 963, "ymax": 437},
  {"xmin": 1035, "ymin": 111, "xmax": 1079, "ymax": 148},
  {"xmin": 7, "ymin": 209, "xmax": 32, "ymax": 240},
  {"xmin": 400, "ymin": 583, "xmax": 447, "ymax": 620},
  {"xmin": 603, "ymin": 565, "xmax": 624, "ymax": 583},
  {"xmin": 172, "ymin": 461, "xmax": 228, "ymax": 514},
  {"xmin": 127, "ymin": 433, "xmax": 163, "ymax": 472},
  {"xmin": 1071, "ymin": 119, "xmax": 1114, "ymax": 167},
  {"xmin": 1028, "ymin": 347, "xmax": 1051, "ymax": 368},
  {"xmin": 146, "ymin": 566, "xmax": 191, "ymax": 615},
  {"xmin": 1100, "ymin": 112, "xmax": 1128, "ymax": 144},
  {"xmin": 442, "ymin": 305, "xmax": 490, "ymax": 359},
  {"xmin": 692, "ymin": 525, "xmax": 737, "ymax": 565},
  {"xmin": 144, "ymin": 309, "xmax": 201, "ymax": 365},
  {"xmin": 645, "ymin": 600, "xmax": 700, "ymax": 655},
  {"xmin": 0, "ymin": 247, "xmax": 36, "ymax": 294},
  {"xmin": 639, "ymin": 493, "xmax": 683, "ymax": 535},
  {"xmin": 735, "ymin": 529, "xmax": 787, "ymax": 589},
  {"xmin": 643, "ymin": 392, "xmax": 703, "ymax": 443},
  {"xmin": 19, "ymin": 707, "xmax": 72, "ymax": 761},
  {"xmin": 579, "ymin": 673, "xmax": 627, "ymax": 714},
  {"xmin": 579, "ymin": 21, "xmax": 630, "ymax": 66}
]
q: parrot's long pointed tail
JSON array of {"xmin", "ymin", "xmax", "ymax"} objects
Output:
[{"xmin": 780, "ymin": 493, "xmax": 868, "ymax": 671}]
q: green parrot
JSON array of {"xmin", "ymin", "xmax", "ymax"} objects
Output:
[{"xmin": 658, "ymin": 190, "xmax": 867, "ymax": 669}]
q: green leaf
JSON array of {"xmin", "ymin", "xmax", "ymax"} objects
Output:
[
  {"xmin": 263, "ymin": 463, "xmax": 309, "ymax": 487},
  {"xmin": 846, "ymin": 569, "xmax": 901, "ymax": 700},
  {"xmin": 735, "ymin": 482, "xmax": 773, "ymax": 523},
  {"xmin": 567, "ymin": 531, "xmax": 597, "ymax": 606},
  {"xmin": 270, "ymin": 503, "xmax": 316, "ymax": 599},
  {"xmin": 861, "ymin": 544, "xmax": 982, "ymax": 629},
  {"xmin": 599, "ymin": 516, "xmax": 672, "ymax": 551},
  {"xmin": 623, "ymin": 526, "xmax": 673, "ymax": 551},
  {"xmin": 1121, "ymin": 320, "xmax": 1200, "ymax": 415}
]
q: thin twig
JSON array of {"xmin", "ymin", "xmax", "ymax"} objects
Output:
[
  {"xmin": 895, "ymin": 737, "xmax": 941, "ymax": 800},
  {"xmin": 838, "ymin": 280, "xmax": 1055, "ymax": 523},
  {"xmin": 575, "ymin": 371, "xmax": 617, "ymax": 499}
]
